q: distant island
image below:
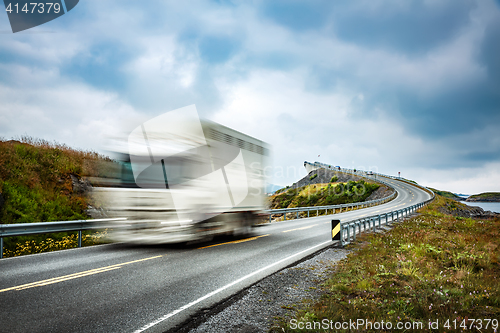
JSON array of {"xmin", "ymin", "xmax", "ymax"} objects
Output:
[
  {"xmin": 429, "ymin": 188, "xmax": 500, "ymax": 203},
  {"xmin": 466, "ymin": 192, "xmax": 500, "ymax": 202}
]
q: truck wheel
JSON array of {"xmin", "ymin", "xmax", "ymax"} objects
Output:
[{"xmin": 233, "ymin": 225, "xmax": 251, "ymax": 238}]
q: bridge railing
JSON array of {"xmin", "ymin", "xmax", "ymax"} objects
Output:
[
  {"xmin": 268, "ymin": 163, "xmax": 399, "ymax": 223},
  {"xmin": 303, "ymin": 161, "xmax": 436, "ymax": 246},
  {"xmin": 305, "ymin": 161, "xmax": 435, "ymax": 197}
]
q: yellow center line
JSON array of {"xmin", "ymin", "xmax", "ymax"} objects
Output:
[
  {"xmin": 0, "ymin": 255, "xmax": 163, "ymax": 293},
  {"xmin": 197, "ymin": 234, "xmax": 270, "ymax": 249},
  {"xmin": 282, "ymin": 224, "xmax": 318, "ymax": 233}
]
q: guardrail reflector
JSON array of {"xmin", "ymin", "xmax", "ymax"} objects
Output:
[{"xmin": 331, "ymin": 219, "xmax": 341, "ymax": 241}]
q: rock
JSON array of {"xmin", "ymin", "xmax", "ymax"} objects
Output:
[
  {"xmin": 70, "ymin": 174, "xmax": 93, "ymax": 194},
  {"xmin": 289, "ymin": 170, "xmax": 394, "ymax": 200},
  {"xmin": 85, "ymin": 205, "xmax": 108, "ymax": 219},
  {"xmin": 466, "ymin": 192, "xmax": 500, "ymax": 202},
  {"xmin": 365, "ymin": 185, "xmax": 393, "ymax": 201},
  {"xmin": 437, "ymin": 202, "xmax": 499, "ymax": 219},
  {"xmin": 291, "ymin": 169, "xmax": 363, "ymax": 189},
  {"xmin": 466, "ymin": 197, "xmax": 500, "ymax": 203}
]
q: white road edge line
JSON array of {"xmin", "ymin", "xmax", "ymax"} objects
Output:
[{"xmin": 133, "ymin": 239, "xmax": 333, "ymax": 333}]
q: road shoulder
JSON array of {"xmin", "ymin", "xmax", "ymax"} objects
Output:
[{"xmin": 168, "ymin": 245, "xmax": 349, "ymax": 333}]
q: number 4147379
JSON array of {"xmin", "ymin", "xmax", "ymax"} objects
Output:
[
  {"xmin": 5, "ymin": 3, "xmax": 62, "ymax": 14},
  {"xmin": 444, "ymin": 319, "xmax": 498, "ymax": 330}
]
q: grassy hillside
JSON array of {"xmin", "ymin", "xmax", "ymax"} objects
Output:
[
  {"xmin": 429, "ymin": 187, "xmax": 463, "ymax": 200},
  {"xmin": 0, "ymin": 137, "xmax": 112, "ymax": 257},
  {"xmin": 0, "ymin": 137, "xmax": 110, "ymax": 223},
  {"xmin": 269, "ymin": 180, "xmax": 380, "ymax": 210},
  {"xmin": 271, "ymin": 195, "xmax": 500, "ymax": 332}
]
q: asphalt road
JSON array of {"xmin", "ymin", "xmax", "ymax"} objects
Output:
[{"xmin": 0, "ymin": 177, "xmax": 431, "ymax": 333}]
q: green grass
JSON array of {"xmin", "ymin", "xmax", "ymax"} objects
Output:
[
  {"xmin": 429, "ymin": 187, "xmax": 462, "ymax": 200},
  {"xmin": 271, "ymin": 195, "xmax": 500, "ymax": 332},
  {"xmin": 0, "ymin": 136, "xmax": 112, "ymax": 257},
  {"xmin": 269, "ymin": 180, "xmax": 381, "ymax": 210}
]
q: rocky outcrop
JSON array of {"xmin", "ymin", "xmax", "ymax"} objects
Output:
[
  {"xmin": 466, "ymin": 193, "xmax": 500, "ymax": 202},
  {"xmin": 365, "ymin": 185, "xmax": 393, "ymax": 201},
  {"xmin": 288, "ymin": 170, "xmax": 394, "ymax": 200},
  {"xmin": 291, "ymin": 170, "xmax": 363, "ymax": 189},
  {"xmin": 437, "ymin": 201, "xmax": 499, "ymax": 219},
  {"xmin": 69, "ymin": 174, "xmax": 99, "ymax": 219},
  {"xmin": 70, "ymin": 174, "xmax": 93, "ymax": 195}
]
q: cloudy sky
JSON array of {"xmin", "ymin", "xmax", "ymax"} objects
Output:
[{"xmin": 1, "ymin": 0, "xmax": 499, "ymax": 194}]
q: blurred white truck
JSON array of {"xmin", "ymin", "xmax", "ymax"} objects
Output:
[{"xmin": 92, "ymin": 105, "xmax": 270, "ymax": 244}]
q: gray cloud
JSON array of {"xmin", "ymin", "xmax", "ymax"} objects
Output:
[{"xmin": 1, "ymin": 0, "xmax": 499, "ymax": 193}]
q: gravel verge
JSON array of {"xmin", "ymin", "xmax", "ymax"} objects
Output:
[{"xmin": 167, "ymin": 246, "xmax": 350, "ymax": 333}]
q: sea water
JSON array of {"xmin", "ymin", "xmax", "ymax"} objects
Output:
[{"xmin": 461, "ymin": 201, "xmax": 500, "ymax": 214}]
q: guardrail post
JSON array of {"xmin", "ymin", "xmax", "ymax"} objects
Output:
[
  {"xmin": 340, "ymin": 224, "xmax": 345, "ymax": 246},
  {"xmin": 296, "ymin": 211, "xmax": 299, "ymax": 219},
  {"xmin": 269, "ymin": 214, "xmax": 272, "ymax": 223},
  {"xmin": 0, "ymin": 237, "xmax": 3, "ymax": 259},
  {"xmin": 284, "ymin": 213, "xmax": 286, "ymax": 221},
  {"xmin": 349, "ymin": 224, "xmax": 352, "ymax": 242},
  {"xmin": 307, "ymin": 210, "xmax": 310, "ymax": 218},
  {"xmin": 78, "ymin": 230, "xmax": 82, "ymax": 248}
]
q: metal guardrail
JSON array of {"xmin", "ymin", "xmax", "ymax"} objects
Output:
[
  {"xmin": 299, "ymin": 161, "xmax": 437, "ymax": 246},
  {"xmin": 338, "ymin": 195, "xmax": 435, "ymax": 246},
  {"xmin": 305, "ymin": 161, "xmax": 433, "ymax": 194},
  {"xmin": 0, "ymin": 218, "xmax": 126, "ymax": 259},
  {"xmin": 0, "ymin": 163, "xmax": 435, "ymax": 258},
  {"xmin": 267, "ymin": 163, "xmax": 398, "ymax": 222},
  {"xmin": 266, "ymin": 192, "xmax": 396, "ymax": 222}
]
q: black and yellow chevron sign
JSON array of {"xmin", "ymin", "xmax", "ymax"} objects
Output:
[{"xmin": 331, "ymin": 219, "xmax": 340, "ymax": 242}]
